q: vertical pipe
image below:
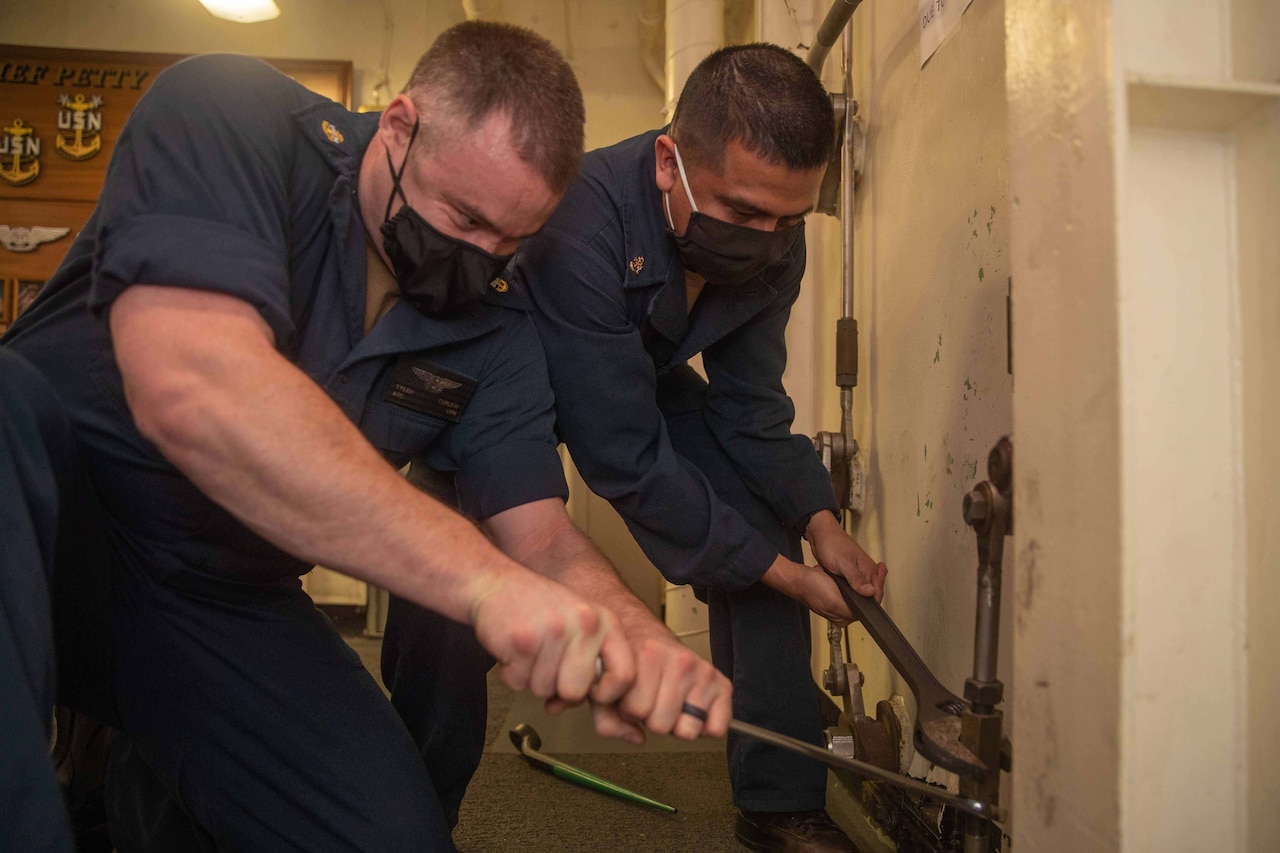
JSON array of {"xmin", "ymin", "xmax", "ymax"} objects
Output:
[
  {"xmin": 838, "ymin": 23, "xmax": 856, "ymax": 453},
  {"xmin": 971, "ymin": 510, "xmax": 1006, "ymax": 692},
  {"xmin": 963, "ymin": 819, "xmax": 989, "ymax": 853},
  {"xmin": 972, "ymin": 565, "xmax": 1001, "ymax": 687},
  {"xmin": 840, "ymin": 23, "xmax": 855, "ymax": 324}
]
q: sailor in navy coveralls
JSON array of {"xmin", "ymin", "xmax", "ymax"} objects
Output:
[
  {"xmin": 0, "ymin": 23, "xmax": 727, "ymax": 852},
  {"xmin": 512, "ymin": 44, "xmax": 889, "ymax": 853}
]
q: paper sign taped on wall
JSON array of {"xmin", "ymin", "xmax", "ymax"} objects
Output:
[{"xmin": 919, "ymin": 0, "xmax": 975, "ymax": 66}]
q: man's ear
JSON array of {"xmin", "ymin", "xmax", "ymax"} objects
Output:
[
  {"xmin": 653, "ymin": 133, "xmax": 678, "ymax": 194},
  {"xmin": 378, "ymin": 94, "xmax": 420, "ymax": 158}
]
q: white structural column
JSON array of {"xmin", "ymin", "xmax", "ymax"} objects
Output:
[
  {"xmin": 663, "ymin": 0, "xmax": 724, "ymax": 120},
  {"xmin": 1114, "ymin": 0, "xmax": 1274, "ymax": 849},
  {"xmin": 1007, "ymin": 0, "xmax": 1124, "ymax": 848},
  {"xmin": 658, "ymin": 0, "xmax": 724, "ymax": 649},
  {"xmin": 1118, "ymin": 126, "xmax": 1247, "ymax": 853},
  {"xmin": 1010, "ymin": 0, "xmax": 1277, "ymax": 850}
]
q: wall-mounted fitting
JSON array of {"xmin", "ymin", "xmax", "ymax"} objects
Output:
[
  {"xmin": 809, "ymin": 0, "xmax": 866, "ymax": 219},
  {"xmin": 822, "ymin": 658, "xmax": 901, "ymax": 773},
  {"xmin": 813, "ymin": 430, "xmax": 855, "ymax": 511},
  {"xmin": 822, "ymin": 622, "xmax": 852, "ymax": 708},
  {"xmin": 816, "ymin": 100, "xmax": 865, "ymax": 217}
]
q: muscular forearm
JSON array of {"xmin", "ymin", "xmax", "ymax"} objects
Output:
[
  {"xmin": 111, "ymin": 285, "xmax": 519, "ymax": 624},
  {"xmin": 494, "ymin": 505, "xmax": 661, "ymax": 639}
]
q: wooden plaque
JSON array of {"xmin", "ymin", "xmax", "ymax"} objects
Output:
[{"xmin": 0, "ymin": 45, "xmax": 352, "ymax": 285}]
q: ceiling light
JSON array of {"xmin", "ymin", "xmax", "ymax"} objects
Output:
[{"xmin": 197, "ymin": 0, "xmax": 281, "ymax": 23}]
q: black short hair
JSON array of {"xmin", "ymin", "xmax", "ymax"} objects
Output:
[
  {"xmin": 404, "ymin": 21, "xmax": 585, "ymax": 192},
  {"xmin": 670, "ymin": 43, "xmax": 834, "ymax": 173}
]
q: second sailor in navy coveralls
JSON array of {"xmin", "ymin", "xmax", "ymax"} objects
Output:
[
  {"xmin": 511, "ymin": 44, "xmax": 889, "ymax": 853},
  {"xmin": 0, "ymin": 22, "xmax": 728, "ymax": 852}
]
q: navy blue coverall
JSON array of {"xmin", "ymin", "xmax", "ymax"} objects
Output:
[
  {"xmin": 0, "ymin": 55, "xmax": 567, "ymax": 852},
  {"xmin": 509, "ymin": 129, "xmax": 841, "ymax": 813}
]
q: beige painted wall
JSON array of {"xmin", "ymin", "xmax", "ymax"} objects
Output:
[
  {"xmin": 801, "ymin": 0, "xmax": 1013, "ymax": 781},
  {"xmin": 0, "ymin": 1, "xmax": 662, "ymax": 150}
]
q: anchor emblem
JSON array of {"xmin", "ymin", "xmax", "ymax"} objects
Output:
[
  {"xmin": 56, "ymin": 94, "xmax": 104, "ymax": 161},
  {"xmin": 0, "ymin": 119, "xmax": 42, "ymax": 187}
]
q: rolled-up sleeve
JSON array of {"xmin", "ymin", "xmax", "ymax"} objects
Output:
[
  {"xmin": 426, "ymin": 316, "xmax": 568, "ymax": 521},
  {"xmin": 86, "ymin": 55, "xmax": 296, "ymax": 348},
  {"xmin": 517, "ymin": 230, "xmax": 778, "ymax": 591},
  {"xmin": 702, "ymin": 238, "xmax": 839, "ymax": 532}
]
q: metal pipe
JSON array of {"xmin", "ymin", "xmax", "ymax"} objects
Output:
[
  {"xmin": 460, "ymin": 0, "xmax": 504, "ymax": 20},
  {"xmin": 964, "ymin": 819, "xmax": 991, "ymax": 853},
  {"xmin": 807, "ymin": 0, "xmax": 864, "ymax": 76},
  {"xmin": 963, "ymin": 480, "xmax": 1010, "ymax": 695},
  {"xmin": 840, "ymin": 23, "xmax": 855, "ymax": 324},
  {"xmin": 729, "ymin": 719, "xmax": 1007, "ymax": 823},
  {"xmin": 972, "ymin": 551, "xmax": 1002, "ymax": 685},
  {"xmin": 972, "ymin": 585, "xmax": 999, "ymax": 685},
  {"xmin": 837, "ymin": 25, "xmax": 857, "ymax": 459},
  {"xmin": 971, "ymin": 494, "xmax": 1008, "ymax": 688}
]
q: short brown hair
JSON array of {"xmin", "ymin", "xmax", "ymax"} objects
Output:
[
  {"xmin": 404, "ymin": 21, "xmax": 584, "ymax": 193},
  {"xmin": 671, "ymin": 43, "xmax": 833, "ymax": 173}
]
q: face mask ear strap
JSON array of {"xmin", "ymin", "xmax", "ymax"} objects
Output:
[
  {"xmin": 670, "ymin": 141, "xmax": 699, "ymax": 214},
  {"xmin": 384, "ymin": 117, "xmax": 421, "ymax": 222}
]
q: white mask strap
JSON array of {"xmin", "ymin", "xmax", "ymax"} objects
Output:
[
  {"xmin": 663, "ymin": 191, "xmax": 676, "ymax": 230},
  {"xmin": 671, "ymin": 141, "xmax": 699, "ymax": 213}
]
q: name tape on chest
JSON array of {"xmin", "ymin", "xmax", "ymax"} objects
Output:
[{"xmin": 385, "ymin": 356, "xmax": 477, "ymax": 423}]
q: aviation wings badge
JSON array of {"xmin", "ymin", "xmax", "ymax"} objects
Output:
[
  {"xmin": 411, "ymin": 365, "xmax": 464, "ymax": 393},
  {"xmin": 0, "ymin": 225, "xmax": 71, "ymax": 253}
]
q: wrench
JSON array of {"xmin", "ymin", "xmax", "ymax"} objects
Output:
[{"xmin": 826, "ymin": 572, "xmax": 990, "ymax": 779}]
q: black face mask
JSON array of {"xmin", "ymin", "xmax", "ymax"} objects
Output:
[
  {"xmin": 379, "ymin": 120, "xmax": 512, "ymax": 317},
  {"xmin": 663, "ymin": 142, "xmax": 802, "ymax": 287}
]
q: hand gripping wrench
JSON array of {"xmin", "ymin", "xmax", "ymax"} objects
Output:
[{"xmin": 826, "ymin": 572, "xmax": 990, "ymax": 779}]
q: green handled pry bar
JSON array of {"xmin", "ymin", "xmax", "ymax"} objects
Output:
[{"xmin": 509, "ymin": 723, "xmax": 677, "ymax": 813}]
